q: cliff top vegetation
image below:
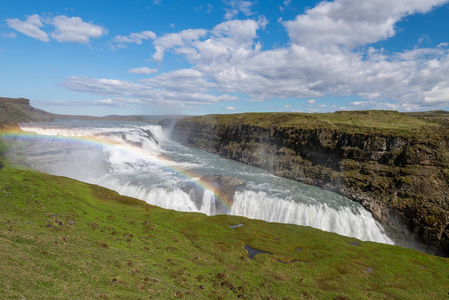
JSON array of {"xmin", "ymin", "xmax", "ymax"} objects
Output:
[{"xmin": 181, "ymin": 110, "xmax": 446, "ymax": 140}]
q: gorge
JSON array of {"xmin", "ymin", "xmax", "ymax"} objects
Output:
[
  {"xmin": 1, "ymin": 97, "xmax": 449, "ymax": 255},
  {"xmin": 165, "ymin": 111, "xmax": 449, "ymax": 255}
]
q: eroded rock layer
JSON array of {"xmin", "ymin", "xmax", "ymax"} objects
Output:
[{"xmin": 165, "ymin": 111, "xmax": 449, "ymax": 255}]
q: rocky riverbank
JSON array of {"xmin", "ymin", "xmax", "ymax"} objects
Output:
[{"xmin": 164, "ymin": 111, "xmax": 449, "ymax": 255}]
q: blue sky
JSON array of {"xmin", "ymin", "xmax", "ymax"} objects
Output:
[{"xmin": 1, "ymin": 0, "xmax": 449, "ymax": 116}]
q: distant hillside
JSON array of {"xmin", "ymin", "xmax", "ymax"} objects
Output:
[
  {"xmin": 405, "ymin": 110, "xmax": 449, "ymax": 127},
  {"xmin": 0, "ymin": 97, "xmax": 54, "ymax": 128},
  {"xmin": 0, "ymin": 97, "xmax": 189, "ymax": 126}
]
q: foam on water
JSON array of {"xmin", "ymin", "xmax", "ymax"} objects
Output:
[
  {"xmin": 10, "ymin": 120, "xmax": 394, "ymax": 244},
  {"xmin": 232, "ymin": 191, "xmax": 393, "ymax": 244}
]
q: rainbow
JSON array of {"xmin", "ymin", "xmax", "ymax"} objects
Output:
[{"xmin": 0, "ymin": 127, "xmax": 235, "ymax": 211}]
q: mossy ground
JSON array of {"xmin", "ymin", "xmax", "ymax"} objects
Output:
[
  {"xmin": 1, "ymin": 163, "xmax": 449, "ymax": 299},
  {"xmin": 181, "ymin": 111, "xmax": 447, "ymax": 144}
]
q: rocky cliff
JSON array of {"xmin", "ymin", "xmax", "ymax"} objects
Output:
[
  {"xmin": 0, "ymin": 97, "xmax": 53, "ymax": 128},
  {"xmin": 165, "ymin": 111, "xmax": 449, "ymax": 255}
]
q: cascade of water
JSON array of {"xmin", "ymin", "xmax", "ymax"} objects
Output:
[
  {"xmin": 15, "ymin": 120, "xmax": 394, "ymax": 245},
  {"xmin": 99, "ymin": 176, "xmax": 199, "ymax": 213},
  {"xmin": 198, "ymin": 189, "xmax": 217, "ymax": 215},
  {"xmin": 231, "ymin": 191, "xmax": 393, "ymax": 244}
]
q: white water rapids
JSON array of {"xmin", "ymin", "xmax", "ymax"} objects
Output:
[{"xmin": 13, "ymin": 119, "xmax": 393, "ymax": 244}]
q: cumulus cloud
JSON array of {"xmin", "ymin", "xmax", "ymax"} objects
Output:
[
  {"xmin": 189, "ymin": 0, "xmax": 449, "ymax": 110},
  {"xmin": 284, "ymin": 0, "xmax": 449, "ymax": 49},
  {"xmin": 212, "ymin": 19, "xmax": 261, "ymax": 43},
  {"xmin": 6, "ymin": 14, "xmax": 49, "ymax": 42},
  {"xmin": 128, "ymin": 67, "xmax": 158, "ymax": 74},
  {"xmin": 152, "ymin": 29, "xmax": 208, "ymax": 61},
  {"xmin": 51, "ymin": 16, "xmax": 107, "ymax": 43},
  {"xmin": 224, "ymin": 0, "xmax": 255, "ymax": 20},
  {"xmin": 59, "ymin": 1, "xmax": 449, "ymax": 111},
  {"xmin": 225, "ymin": 106, "xmax": 236, "ymax": 110},
  {"xmin": 6, "ymin": 14, "xmax": 106, "ymax": 44},
  {"xmin": 113, "ymin": 30, "xmax": 156, "ymax": 48},
  {"xmin": 152, "ymin": 19, "xmax": 263, "ymax": 68}
]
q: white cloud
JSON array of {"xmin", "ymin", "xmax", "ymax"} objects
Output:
[
  {"xmin": 94, "ymin": 99, "xmax": 114, "ymax": 105},
  {"xmin": 113, "ymin": 31, "xmax": 156, "ymax": 48},
  {"xmin": 128, "ymin": 67, "xmax": 158, "ymax": 75},
  {"xmin": 152, "ymin": 29, "xmax": 208, "ymax": 61},
  {"xmin": 224, "ymin": 0, "xmax": 255, "ymax": 20},
  {"xmin": 60, "ymin": 1, "xmax": 449, "ymax": 112},
  {"xmin": 6, "ymin": 14, "xmax": 107, "ymax": 44},
  {"xmin": 1, "ymin": 32, "xmax": 17, "ymax": 39},
  {"xmin": 280, "ymin": 0, "xmax": 291, "ymax": 12},
  {"xmin": 6, "ymin": 14, "xmax": 49, "ymax": 42},
  {"xmin": 347, "ymin": 100, "xmax": 421, "ymax": 112},
  {"xmin": 90, "ymin": 98, "xmax": 145, "ymax": 107},
  {"xmin": 284, "ymin": 0, "xmax": 449, "ymax": 49},
  {"xmin": 51, "ymin": 16, "xmax": 107, "ymax": 44},
  {"xmin": 152, "ymin": 19, "xmax": 262, "ymax": 68},
  {"xmin": 225, "ymin": 106, "xmax": 236, "ymax": 110},
  {"xmin": 212, "ymin": 19, "xmax": 260, "ymax": 43},
  {"xmin": 140, "ymin": 69, "xmax": 216, "ymax": 93},
  {"xmin": 60, "ymin": 70, "xmax": 238, "ymax": 109},
  {"xmin": 283, "ymin": 105, "xmax": 293, "ymax": 108},
  {"xmin": 38, "ymin": 97, "xmax": 146, "ymax": 109}
]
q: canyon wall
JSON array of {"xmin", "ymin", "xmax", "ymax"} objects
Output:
[{"xmin": 164, "ymin": 111, "xmax": 449, "ymax": 255}]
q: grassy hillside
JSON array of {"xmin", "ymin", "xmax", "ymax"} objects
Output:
[
  {"xmin": 181, "ymin": 110, "xmax": 442, "ymax": 139},
  {"xmin": 1, "ymin": 149, "xmax": 449, "ymax": 298}
]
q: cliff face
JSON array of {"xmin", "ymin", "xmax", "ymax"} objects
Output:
[
  {"xmin": 0, "ymin": 97, "xmax": 53, "ymax": 128},
  {"xmin": 167, "ymin": 112, "xmax": 449, "ymax": 255}
]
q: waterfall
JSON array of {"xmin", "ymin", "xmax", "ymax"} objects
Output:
[
  {"xmin": 231, "ymin": 191, "xmax": 393, "ymax": 244},
  {"xmin": 14, "ymin": 119, "xmax": 394, "ymax": 245}
]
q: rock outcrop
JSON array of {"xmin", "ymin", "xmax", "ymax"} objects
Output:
[
  {"xmin": 181, "ymin": 175, "xmax": 245, "ymax": 214},
  {"xmin": 164, "ymin": 111, "xmax": 449, "ymax": 255},
  {"xmin": 0, "ymin": 97, "xmax": 53, "ymax": 128}
]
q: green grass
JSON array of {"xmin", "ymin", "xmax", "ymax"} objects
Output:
[
  {"xmin": 181, "ymin": 110, "xmax": 443, "ymax": 138},
  {"xmin": 1, "ymin": 163, "xmax": 449, "ymax": 299},
  {"xmin": 406, "ymin": 110, "xmax": 449, "ymax": 118}
]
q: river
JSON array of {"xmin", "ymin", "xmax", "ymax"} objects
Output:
[{"xmin": 8, "ymin": 119, "xmax": 392, "ymax": 244}]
